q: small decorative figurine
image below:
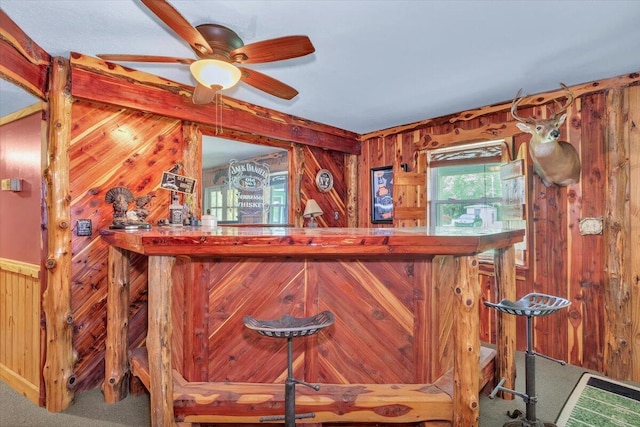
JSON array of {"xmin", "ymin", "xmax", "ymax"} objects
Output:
[
  {"xmin": 105, "ymin": 186, "xmax": 152, "ymax": 229},
  {"xmin": 134, "ymin": 192, "xmax": 156, "ymax": 222},
  {"xmin": 105, "ymin": 187, "xmax": 134, "ymax": 227}
]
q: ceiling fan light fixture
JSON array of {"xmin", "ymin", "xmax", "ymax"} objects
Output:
[{"xmin": 190, "ymin": 59, "xmax": 241, "ymax": 90}]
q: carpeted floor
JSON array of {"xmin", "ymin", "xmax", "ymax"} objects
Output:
[{"xmin": 0, "ymin": 351, "xmax": 603, "ymax": 427}]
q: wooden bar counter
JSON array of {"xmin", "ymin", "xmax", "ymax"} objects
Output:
[{"xmin": 101, "ymin": 226, "xmax": 524, "ymax": 427}]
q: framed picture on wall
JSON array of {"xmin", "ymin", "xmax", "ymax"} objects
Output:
[{"xmin": 370, "ymin": 166, "xmax": 393, "ymax": 224}]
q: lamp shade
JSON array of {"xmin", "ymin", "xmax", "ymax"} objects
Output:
[
  {"xmin": 190, "ymin": 59, "xmax": 242, "ymax": 90},
  {"xmin": 303, "ymin": 199, "xmax": 323, "ymax": 218}
]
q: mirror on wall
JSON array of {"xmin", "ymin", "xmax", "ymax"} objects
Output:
[{"xmin": 202, "ymin": 136, "xmax": 290, "ymax": 225}]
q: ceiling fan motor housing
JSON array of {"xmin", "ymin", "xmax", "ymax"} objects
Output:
[{"xmin": 196, "ymin": 24, "xmax": 245, "ymax": 61}]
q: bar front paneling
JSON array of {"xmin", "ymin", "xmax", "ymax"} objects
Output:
[{"xmin": 101, "ymin": 226, "xmax": 524, "ymax": 426}]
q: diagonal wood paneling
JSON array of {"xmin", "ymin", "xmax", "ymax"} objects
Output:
[
  {"xmin": 317, "ymin": 259, "xmax": 415, "ymax": 384},
  {"xmin": 69, "ymin": 100, "xmax": 185, "ymax": 390},
  {"xmin": 303, "ymin": 146, "xmax": 347, "ymax": 227},
  {"xmin": 65, "ymin": 98, "xmax": 352, "ymax": 392},
  {"xmin": 168, "ymin": 256, "xmax": 441, "ymax": 388},
  {"xmin": 205, "ymin": 258, "xmax": 306, "ymax": 383}
]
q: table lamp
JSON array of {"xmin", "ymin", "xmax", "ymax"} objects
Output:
[{"xmin": 303, "ymin": 199, "xmax": 323, "ymax": 227}]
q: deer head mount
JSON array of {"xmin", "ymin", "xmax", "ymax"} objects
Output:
[{"xmin": 511, "ymin": 83, "xmax": 581, "ymax": 187}]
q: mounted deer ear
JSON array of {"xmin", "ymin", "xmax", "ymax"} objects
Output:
[
  {"xmin": 556, "ymin": 113, "xmax": 567, "ymax": 126},
  {"xmin": 516, "ymin": 122, "xmax": 531, "ymax": 133}
]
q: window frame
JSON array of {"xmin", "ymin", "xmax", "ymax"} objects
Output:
[{"xmin": 426, "ymin": 139, "xmax": 528, "ymax": 266}]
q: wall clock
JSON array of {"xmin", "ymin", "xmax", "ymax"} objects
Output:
[{"xmin": 315, "ymin": 169, "xmax": 333, "ymax": 192}]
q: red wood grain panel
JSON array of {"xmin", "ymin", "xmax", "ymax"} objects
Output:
[
  {"xmin": 358, "ymin": 81, "xmax": 634, "ymax": 379},
  {"xmin": 69, "ymin": 101, "xmax": 185, "ymax": 390},
  {"xmin": 578, "ymin": 92, "xmax": 606, "ymax": 372}
]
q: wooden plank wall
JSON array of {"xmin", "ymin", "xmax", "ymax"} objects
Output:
[
  {"xmin": 66, "ymin": 100, "xmax": 348, "ymax": 391},
  {"xmin": 358, "ymin": 132, "xmax": 424, "ymax": 228},
  {"xmin": 302, "ymin": 145, "xmax": 348, "ymax": 228},
  {"xmin": 359, "ymin": 74, "xmax": 640, "ymax": 382},
  {"xmin": 168, "ymin": 256, "xmax": 451, "ymax": 386},
  {"xmin": 0, "ymin": 258, "xmax": 41, "ymax": 404},
  {"xmin": 69, "ymin": 100, "xmax": 186, "ymax": 390}
]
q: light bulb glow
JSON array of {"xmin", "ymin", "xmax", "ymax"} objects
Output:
[{"xmin": 190, "ymin": 60, "xmax": 241, "ymax": 90}]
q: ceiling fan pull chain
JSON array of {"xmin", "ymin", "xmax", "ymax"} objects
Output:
[{"xmin": 217, "ymin": 92, "xmax": 223, "ymax": 135}]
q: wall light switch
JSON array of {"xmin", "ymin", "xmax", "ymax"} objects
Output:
[
  {"xmin": 10, "ymin": 178, "xmax": 22, "ymax": 191},
  {"xmin": 76, "ymin": 219, "xmax": 92, "ymax": 236},
  {"xmin": 2, "ymin": 178, "xmax": 22, "ymax": 191}
]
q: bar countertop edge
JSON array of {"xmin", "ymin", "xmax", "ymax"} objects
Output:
[{"xmin": 100, "ymin": 226, "xmax": 525, "ymax": 257}]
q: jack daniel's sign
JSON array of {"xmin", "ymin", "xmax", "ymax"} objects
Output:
[{"xmin": 229, "ymin": 159, "xmax": 270, "ymax": 215}]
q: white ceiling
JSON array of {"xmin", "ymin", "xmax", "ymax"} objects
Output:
[{"xmin": 1, "ymin": 0, "xmax": 639, "ymax": 134}]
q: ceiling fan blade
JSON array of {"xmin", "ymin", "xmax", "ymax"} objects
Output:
[
  {"xmin": 238, "ymin": 67, "xmax": 298, "ymax": 100},
  {"xmin": 231, "ymin": 36, "xmax": 315, "ymax": 64},
  {"xmin": 192, "ymin": 83, "xmax": 217, "ymax": 105},
  {"xmin": 97, "ymin": 54, "xmax": 195, "ymax": 64},
  {"xmin": 140, "ymin": 0, "xmax": 213, "ymax": 55}
]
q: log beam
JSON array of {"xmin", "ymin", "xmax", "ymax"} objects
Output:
[
  {"xmin": 69, "ymin": 53, "xmax": 360, "ymax": 155},
  {"xmin": 360, "ymin": 72, "xmax": 640, "ymax": 141},
  {"xmin": 0, "ymin": 9, "xmax": 50, "ymax": 100}
]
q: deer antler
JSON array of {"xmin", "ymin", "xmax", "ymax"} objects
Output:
[
  {"xmin": 548, "ymin": 82, "xmax": 574, "ymax": 118},
  {"xmin": 510, "ymin": 88, "xmax": 536, "ymax": 123}
]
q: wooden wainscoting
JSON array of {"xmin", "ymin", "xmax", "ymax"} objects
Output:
[{"xmin": 0, "ymin": 258, "xmax": 41, "ymax": 404}]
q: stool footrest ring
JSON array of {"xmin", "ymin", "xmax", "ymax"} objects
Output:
[
  {"xmin": 489, "ymin": 377, "xmax": 530, "ymax": 402},
  {"xmin": 260, "ymin": 412, "xmax": 316, "ymax": 422}
]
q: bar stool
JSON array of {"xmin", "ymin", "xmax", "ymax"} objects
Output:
[
  {"xmin": 243, "ymin": 311, "xmax": 334, "ymax": 427},
  {"xmin": 485, "ymin": 293, "xmax": 571, "ymax": 427}
]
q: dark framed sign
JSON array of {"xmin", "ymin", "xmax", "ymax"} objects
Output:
[{"xmin": 370, "ymin": 166, "xmax": 393, "ymax": 223}]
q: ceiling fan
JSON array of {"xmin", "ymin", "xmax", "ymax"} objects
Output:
[{"xmin": 97, "ymin": 0, "xmax": 315, "ymax": 104}]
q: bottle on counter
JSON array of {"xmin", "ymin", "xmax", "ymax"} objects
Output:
[{"xmin": 169, "ymin": 192, "xmax": 184, "ymax": 226}]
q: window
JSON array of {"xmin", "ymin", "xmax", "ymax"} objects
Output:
[
  {"xmin": 430, "ymin": 162, "xmax": 503, "ymax": 228},
  {"xmin": 204, "ymin": 185, "xmax": 239, "ymax": 222},
  {"xmin": 427, "ymin": 140, "xmax": 527, "ymax": 264},
  {"xmin": 267, "ymin": 172, "xmax": 288, "ymax": 224},
  {"xmin": 428, "ymin": 141, "xmax": 504, "ymax": 228},
  {"xmin": 203, "ymin": 172, "xmax": 289, "ymax": 225}
]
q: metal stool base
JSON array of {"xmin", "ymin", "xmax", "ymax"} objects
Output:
[
  {"xmin": 503, "ymin": 420, "xmax": 556, "ymax": 427},
  {"xmin": 485, "ymin": 293, "xmax": 570, "ymax": 427}
]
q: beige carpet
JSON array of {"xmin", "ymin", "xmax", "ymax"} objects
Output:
[{"xmin": 0, "ymin": 351, "xmax": 605, "ymax": 426}]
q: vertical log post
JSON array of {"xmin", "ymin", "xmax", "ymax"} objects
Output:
[
  {"xmin": 42, "ymin": 56, "xmax": 76, "ymax": 412},
  {"xmin": 453, "ymin": 255, "xmax": 480, "ymax": 427},
  {"xmin": 148, "ymin": 255, "xmax": 176, "ymax": 427},
  {"xmin": 604, "ymin": 87, "xmax": 633, "ymax": 380},
  {"xmin": 182, "ymin": 122, "xmax": 202, "ymax": 219},
  {"xmin": 103, "ymin": 246, "xmax": 131, "ymax": 402},
  {"xmin": 292, "ymin": 145, "xmax": 304, "ymax": 227},
  {"xmin": 493, "ymin": 245, "xmax": 516, "ymax": 399},
  {"xmin": 629, "ymin": 85, "xmax": 640, "ymax": 383},
  {"xmin": 345, "ymin": 153, "xmax": 358, "ymax": 227}
]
